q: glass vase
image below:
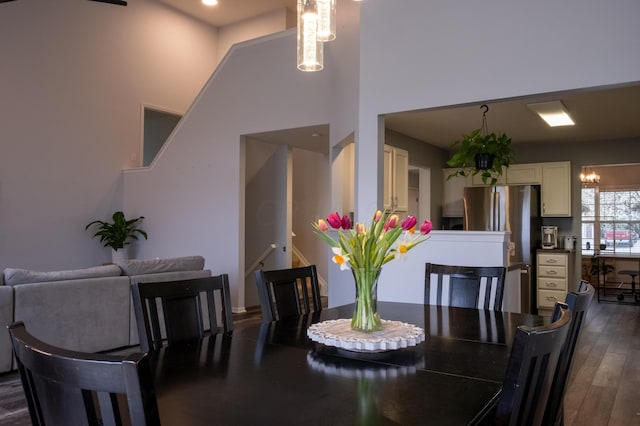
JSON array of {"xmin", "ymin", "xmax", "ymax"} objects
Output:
[{"xmin": 351, "ymin": 268, "xmax": 382, "ymax": 332}]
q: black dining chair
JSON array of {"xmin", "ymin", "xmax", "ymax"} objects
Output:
[
  {"xmin": 487, "ymin": 302, "xmax": 572, "ymax": 426},
  {"xmin": 255, "ymin": 265, "xmax": 322, "ymax": 322},
  {"xmin": 131, "ymin": 275, "xmax": 233, "ymax": 352},
  {"xmin": 543, "ymin": 281, "xmax": 594, "ymax": 426},
  {"xmin": 8, "ymin": 321, "xmax": 161, "ymax": 426},
  {"xmin": 425, "ymin": 263, "xmax": 506, "ymax": 311}
]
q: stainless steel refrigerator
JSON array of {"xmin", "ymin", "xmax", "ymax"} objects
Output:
[{"xmin": 463, "ymin": 185, "xmax": 542, "ymax": 313}]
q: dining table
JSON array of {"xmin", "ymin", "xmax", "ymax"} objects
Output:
[{"xmin": 150, "ymin": 302, "xmax": 545, "ymax": 425}]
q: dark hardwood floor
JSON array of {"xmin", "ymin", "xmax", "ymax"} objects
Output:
[
  {"xmin": 563, "ymin": 299, "xmax": 640, "ymax": 425},
  {"xmin": 0, "ymin": 301, "xmax": 638, "ymax": 425}
]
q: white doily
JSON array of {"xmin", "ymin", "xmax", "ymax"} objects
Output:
[{"xmin": 307, "ymin": 318, "xmax": 425, "ymax": 352}]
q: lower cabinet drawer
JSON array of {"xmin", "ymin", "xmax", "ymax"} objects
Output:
[
  {"xmin": 538, "ymin": 265, "xmax": 566, "ymax": 278},
  {"xmin": 538, "ymin": 289, "xmax": 565, "ymax": 308},
  {"xmin": 538, "ymin": 277, "xmax": 567, "ymax": 291}
]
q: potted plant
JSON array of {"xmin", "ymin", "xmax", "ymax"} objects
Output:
[
  {"xmin": 85, "ymin": 211, "xmax": 147, "ymax": 262},
  {"xmin": 446, "ymin": 105, "xmax": 514, "ymax": 185}
]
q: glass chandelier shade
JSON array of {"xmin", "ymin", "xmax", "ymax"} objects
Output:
[
  {"xmin": 580, "ymin": 169, "xmax": 600, "ymax": 185},
  {"xmin": 316, "ymin": 0, "xmax": 336, "ymax": 42},
  {"xmin": 297, "ymin": 0, "xmax": 323, "ymax": 71}
]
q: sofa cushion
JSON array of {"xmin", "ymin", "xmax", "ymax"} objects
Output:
[
  {"xmin": 3, "ymin": 265, "xmax": 122, "ymax": 286},
  {"xmin": 117, "ymin": 256, "xmax": 205, "ymax": 276}
]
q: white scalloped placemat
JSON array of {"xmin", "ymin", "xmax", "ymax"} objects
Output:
[{"xmin": 307, "ymin": 318, "xmax": 425, "ymax": 352}]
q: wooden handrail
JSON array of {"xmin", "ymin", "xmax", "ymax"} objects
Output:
[{"xmin": 245, "ymin": 243, "xmax": 277, "ymax": 278}]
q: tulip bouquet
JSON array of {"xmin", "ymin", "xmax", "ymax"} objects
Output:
[
  {"xmin": 312, "ymin": 210, "xmax": 432, "ymax": 272},
  {"xmin": 312, "ymin": 210, "xmax": 432, "ymax": 331}
]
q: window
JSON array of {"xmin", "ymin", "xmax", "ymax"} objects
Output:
[
  {"xmin": 581, "ymin": 166, "xmax": 640, "ymax": 256},
  {"xmin": 142, "ymin": 106, "xmax": 182, "ymax": 167}
]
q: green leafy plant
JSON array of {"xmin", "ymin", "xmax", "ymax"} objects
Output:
[
  {"xmin": 85, "ymin": 211, "xmax": 148, "ymax": 251},
  {"xmin": 446, "ymin": 127, "xmax": 514, "ymax": 185}
]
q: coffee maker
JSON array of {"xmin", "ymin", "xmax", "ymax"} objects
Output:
[{"xmin": 542, "ymin": 226, "xmax": 558, "ymax": 249}]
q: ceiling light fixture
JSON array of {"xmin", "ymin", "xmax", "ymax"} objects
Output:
[
  {"xmin": 202, "ymin": 0, "xmax": 218, "ymax": 5},
  {"xmin": 526, "ymin": 100, "xmax": 575, "ymax": 127},
  {"xmin": 317, "ymin": 0, "xmax": 336, "ymax": 42},
  {"xmin": 580, "ymin": 168, "xmax": 600, "ymax": 185},
  {"xmin": 297, "ymin": 0, "xmax": 323, "ymax": 71}
]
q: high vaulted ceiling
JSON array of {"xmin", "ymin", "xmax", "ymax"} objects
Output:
[
  {"xmin": 159, "ymin": 0, "xmax": 296, "ymax": 27},
  {"xmin": 159, "ymin": 0, "xmax": 640, "ymax": 152}
]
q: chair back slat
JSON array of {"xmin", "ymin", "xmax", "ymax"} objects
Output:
[
  {"xmin": 255, "ymin": 265, "xmax": 322, "ymax": 322},
  {"xmin": 8, "ymin": 321, "xmax": 160, "ymax": 426},
  {"xmin": 425, "ymin": 263, "xmax": 506, "ymax": 311},
  {"xmin": 132, "ymin": 275, "xmax": 233, "ymax": 352}
]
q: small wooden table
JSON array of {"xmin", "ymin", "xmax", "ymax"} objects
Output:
[
  {"xmin": 151, "ymin": 302, "xmax": 544, "ymax": 425},
  {"xmin": 618, "ymin": 270, "xmax": 640, "ymax": 303}
]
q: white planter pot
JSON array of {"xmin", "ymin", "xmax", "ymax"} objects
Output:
[{"xmin": 111, "ymin": 247, "xmax": 130, "ymax": 264}]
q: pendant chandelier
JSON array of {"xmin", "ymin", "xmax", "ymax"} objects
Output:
[
  {"xmin": 580, "ymin": 168, "xmax": 600, "ymax": 185},
  {"xmin": 296, "ymin": 0, "xmax": 339, "ymax": 72}
]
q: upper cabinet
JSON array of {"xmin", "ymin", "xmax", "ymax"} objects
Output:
[
  {"xmin": 384, "ymin": 145, "xmax": 409, "ymax": 212},
  {"xmin": 506, "ymin": 163, "xmax": 542, "ymax": 185},
  {"xmin": 541, "ymin": 161, "xmax": 571, "ymax": 217},
  {"xmin": 441, "ymin": 161, "xmax": 572, "ymax": 219}
]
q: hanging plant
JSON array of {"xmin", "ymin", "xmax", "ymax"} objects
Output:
[{"xmin": 446, "ymin": 105, "xmax": 515, "ymax": 185}]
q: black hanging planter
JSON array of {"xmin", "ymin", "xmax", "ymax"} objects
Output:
[{"xmin": 475, "ymin": 153, "xmax": 494, "ymax": 170}]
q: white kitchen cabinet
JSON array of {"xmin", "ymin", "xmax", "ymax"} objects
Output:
[
  {"xmin": 384, "ymin": 145, "xmax": 408, "ymax": 212},
  {"xmin": 506, "ymin": 163, "xmax": 542, "ymax": 184},
  {"xmin": 442, "ymin": 168, "xmax": 470, "ymax": 217},
  {"xmin": 536, "ymin": 250, "xmax": 575, "ymax": 316},
  {"xmin": 541, "ymin": 161, "xmax": 571, "ymax": 217}
]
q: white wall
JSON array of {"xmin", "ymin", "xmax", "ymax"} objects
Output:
[
  {"xmin": 0, "ymin": 0, "xmax": 218, "ymax": 270},
  {"xmin": 217, "ymin": 8, "xmax": 293, "ymax": 64},
  {"xmin": 123, "ymin": 32, "xmax": 334, "ymax": 310},
  {"xmin": 355, "ymin": 0, "xmax": 640, "ymax": 214}
]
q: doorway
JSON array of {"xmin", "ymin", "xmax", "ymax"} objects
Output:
[{"xmin": 243, "ymin": 125, "xmax": 330, "ymax": 309}]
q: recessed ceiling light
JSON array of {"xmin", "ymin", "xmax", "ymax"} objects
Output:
[
  {"xmin": 202, "ymin": 0, "xmax": 218, "ymax": 6},
  {"xmin": 526, "ymin": 100, "xmax": 575, "ymax": 127},
  {"xmin": 311, "ymin": 132, "xmax": 322, "ymax": 137}
]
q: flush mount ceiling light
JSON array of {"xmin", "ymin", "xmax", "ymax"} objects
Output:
[
  {"xmin": 88, "ymin": 0, "xmax": 127, "ymax": 5},
  {"xmin": 202, "ymin": 0, "xmax": 218, "ymax": 5},
  {"xmin": 526, "ymin": 100, "xmax": 575, "ymax": 127}
]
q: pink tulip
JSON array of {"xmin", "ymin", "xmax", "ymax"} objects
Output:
[
  {"xmin": 341, "ymin": 215, "xmax": 352, "ymax": 230},
  {"xmin": 384, "ymin": 214, "xmax": 399, "ymax": 231},
  {"xmin": 327, "ymin": 212, "xmax": 342, "ymax": 229},
  {"xmin": 401, "ymin": 215, "xmax": 417, "ymax": 231},
  {"xmin": 356, "ymin": 223, "xmax": 365, "ymax": 234},
  {"xmin": 317, "ymin": 219, "xmax": 328, "ymax": 232},
  {"xmin": 373, "ymin": 210, "xmax": 383, "ymax": 222},
  {"xmin": 420, "ymin": 220, "xmax": 433, "ymax": 235}
]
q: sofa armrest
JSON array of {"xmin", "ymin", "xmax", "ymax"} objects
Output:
[{"xmin": 0, "ymin": 286, "xmax": 14, "ymax": 373}]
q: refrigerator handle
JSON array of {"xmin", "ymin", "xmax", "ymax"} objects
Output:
[{"xmin": 490, "ymin": 190, "xmax": 500, "ymax": 231}]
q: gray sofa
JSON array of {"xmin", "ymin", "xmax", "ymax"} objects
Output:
[{"xmin": 1, "ymin": 256, "xmax": 211, "ymax": 373}]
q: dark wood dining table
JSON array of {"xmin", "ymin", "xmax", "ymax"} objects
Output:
[{"xmin": 150, "ymin": 302, "xmax": 545, "ymax": 425}]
